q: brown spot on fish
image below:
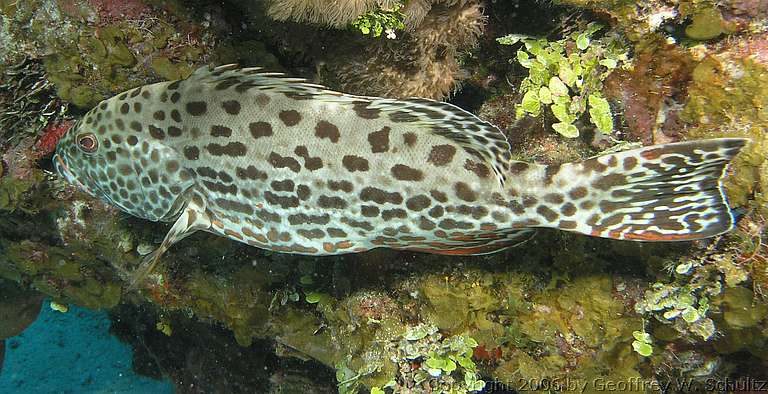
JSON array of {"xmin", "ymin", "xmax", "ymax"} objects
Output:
[
  {"xmin": 327, "ymin": 228, "xmax": 347, "ymax": 238},
  {"xmin": 256, "ymin": 210, "xmax": 281, "ymax": 223},
  {"xmin": 153, "ymin": 110, "xmax": 165, "ymax": 121},
  {"xmin": 167, "ymin": 80, "xmax": 182, "ymax": 90},
  {"xmin": 342, "ymin": 155, "xmax": 369, "ymax": 172},
  {"xmin": 210, "ymin": 125, "xmax": 232, "ymax": 137},
  {"xmin": 130, "ymin": 121, "xmax": 143, "ymax": 132},
  {"xmin": 120, "ymin": 103, "xmax": 129, "ymax": 114},
  {"xmin": 255, "ymin": 94, "xmax": 270, "ymax": 107},
  {"xmin": 166, "ymin": 160, "xmax": 180, "ymax": 173},
  {"xmin": 341, "ymin": 217, "xmax": 374, "ymax": 231},
  {"xmin": 419, "ymin": 216, "xmax": 436, "ymax": 230},
  {"xmin": 264, "ymin": 191, "xmax": 300, "ymax": 208},
  {"xmin": 168, "ymin": 126, "xmax": 182, "ymax": 137},
  {"xmin": 492, "ymin": 211, "xmax": 509, "ymax": 222},
  {"xmin": 203, "ymin": 180, "xmax": 237, "ymax": 195},
  {"xmin": 454, "ymin": 182, "xmax": 477, "ymax": 202},
  {"xmin": 464, "ymin": 160, "xmax": 490, "ymax": 178},
  {"xmin": 568, "ymin": 187, "xmax": 588, "ymax": 200},
  {"xmin": 133, "ymin": 102, "xmax": 142, "ymax": 113},
  {"xmin": 242, "ymin": 227, "xmax": 265, "ymax": 242},
  {"xmin": 315, "ymin": 120, "xmax": 340, "ymax": 142},
  {"xmin": 249, "ymin": 121, "xmax": 273, "ymax": 139},
  {"xmin": 389, "ymin": 110, "xmax": 418, "ymax": 122},
  {"xmin": 560, "ymin": 202, "xmax": 577, "ymax": 216},
  {"xmin": 268, "ymin": 152, "xmax": 301, "ymax": 173},
  {"xmin": 207, "ymin": 142, "xmax": 247, "ymax": 157},
  {"xmin": 171, "ymin": 109, "xmax": 182, "ymax": 122},
  {"xmin": 391, "ymin": 164, "xmax": 423, "ymax": 181},
  {"xmin": 294, "ymin": 146, "xmax": 323, "ymax": 171},
  {"xmin": 368, "ymin": 127, "xmax": 390, "ymax": 153},
  {"xmin": 215, "ymin": 79, "xmax": 239, "ymax": 91},
  {"xmin": 592, "ymin": 173, "xmax": 627, "ymax": 191},
  {"xmin": 406, "ymin": 195, "xmax": 431, "ymax": 211},
  {"xmin": 296, "ymin": 185, "xmax": 311, "ymax": 200},
  {"xmin": 267, "ymin": 228, "xmax": 279, "ymax": 242},
  {"xmin": 403, "ymin": 132, "xmax": 417, "ymax": 147},
  {"xmin": 544, "ymin": 164, "xmax": 561, "ymax": 185},
  {"xmin": 224, "ymin": 229, "xmax": 244, "ymax": 240},
  {"xmin": 360, "ymin": 187, "xmax": 403, "ymax": 205},
  {"xmin": 127, "ymin": 135, "xmax": 138, "ymax": 146},
  {"xmin": 430, "ymin": 190, "xmax": 448, "ymax": 203},
  {"xmin": 381, "ymin": 208, "xmax": 407, "ymax": 221},
  {"xmin": 115, "ymin": 118, "xmax": 125, "ymax": 130},
  {"xmin": 148, "ymin": 125, "xmax": 165, "ymax": 139},
  {"xmin": 215, "ymin": 198, "xmax": 254, "ymax": 215},
  {"xmin": 186, "ymin": 101, "xmax": 207, "ymax": 116},
  {"xmin": 288, "ymin": 213, "xmax": 330, "ymax": 225},
  {"xmin": 318, "ymin": 195, "xmax": 348, "ymax": 209},
  {"xmin": 623, "ymin": 156, "xmax": 638, "ymax": 171},
  {"xmin": 537, "ymin": 205, "xmax": 559, "ymax": 222},
  {"xmin": 522, "ymin": 195, "xmax": 538, "ymax": 207},
  {"xmin": 270, "ymin": 179, "xmax": 295, "ymax": 192},
  {"xmin": 361, "ymin": 205, "xmax": 380, "ymax": 217},
  {"xmin": 471, "ymin": 206, "xmax": 489, "ymax": 219},
  {"xmin": 222, "ymin": 100, "xmax": 241, "ymax": 115},
  {"xmin": 279, "ymin": 110, "xmax": 301, "ymax": 126},
  {"xmin": 438, "ymin": 218, "xmax": 473, "ymax": 230},
  {"xmin": 328, "ymin": 180, "xmax": 353, "ymax": 193},
  {"xmin": 353, "ymin": 102, "xmax": 380, "ymax": 119},
  {"xmin": 581, "ymin": 158, "xmax": 608, "ymax": 175},
  {"xmin": 428, "ymin": 205, "xmax": 444, "ymax": 218},
  {"xmin": 428, "ymin": 145, "xmax": 456, "ymax": 166},
  {"xmin": 544, "ymin": 193, "xmax": 564, "ymax": 204}
]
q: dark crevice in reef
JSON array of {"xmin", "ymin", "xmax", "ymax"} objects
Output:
[{"xmin": 109, "ymin": 303, "xmax": 337, "ymax": 393}]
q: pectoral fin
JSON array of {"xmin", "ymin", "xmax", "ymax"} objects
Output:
[{"xmin": 128, "ymin": 193, "xmax": 211, "ymax": 290}]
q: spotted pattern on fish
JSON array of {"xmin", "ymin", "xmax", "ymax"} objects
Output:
[{"xmin": 53, "ymin": 65, "xmax": 747, "ymax": 271}]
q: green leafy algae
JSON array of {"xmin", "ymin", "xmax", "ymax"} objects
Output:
[{"xmin": 498, "ymin": 23, "xmax": 629, "ymax": 137}]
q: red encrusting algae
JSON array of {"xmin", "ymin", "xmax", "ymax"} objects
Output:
[{"xmin": 35, "ymin": 120, "xmax": 74, "ymax": 160}]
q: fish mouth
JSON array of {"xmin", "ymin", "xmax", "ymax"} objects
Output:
[{"xmin": 53, "ymin": 154, "xmax": 91, "ymax": 194}]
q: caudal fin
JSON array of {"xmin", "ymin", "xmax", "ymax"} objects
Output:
[{"xmin": 548, "ymin": 138, "xmax": 748, "ymax": 241}]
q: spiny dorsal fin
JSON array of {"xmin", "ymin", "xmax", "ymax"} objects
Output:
[{"xmin": 188, "ymin": 65, "xmax": 513, "ymax": 184}]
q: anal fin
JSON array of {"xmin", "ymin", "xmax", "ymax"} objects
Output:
[{"xmin": 392, "ymin": 229, "xmax": 536, "ymax": 255}]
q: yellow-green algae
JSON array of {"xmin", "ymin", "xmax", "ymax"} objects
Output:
[{"xmin": 0, "ymin": 0, "xmax": 213, "ymax": 108}]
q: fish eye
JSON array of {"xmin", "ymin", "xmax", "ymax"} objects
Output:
[{"xmin": 77, "ymin": 133, "xmax": 98, "ymax": 153}]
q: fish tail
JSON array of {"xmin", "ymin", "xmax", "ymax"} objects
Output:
[{"xmin": 526, "ymin": 138, "xmax": 748, "ymax": 241}]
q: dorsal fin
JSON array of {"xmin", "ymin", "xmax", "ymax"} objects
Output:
[
  {"xmin": 365, "ymin": 98, "xmax": 513, "ymax": 185},
  {"xmin": 188, "ymin": 65, "xmax": 513, "ymax": 184}
]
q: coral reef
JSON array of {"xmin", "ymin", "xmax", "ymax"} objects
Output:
[
  {"xmin": 0, "ymin": 0, "xmax": 766, "ymax": 392},
  {"xmin": 0, "ymin": 0, "xmax": 219, "ymax": 108}
]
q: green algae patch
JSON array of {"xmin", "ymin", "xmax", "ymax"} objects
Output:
[
  {"xmin": 683, "ymin": 57, "xmax": 768, "ymax": 215},
  {"xmin": 1, "ymin": 0, "xmax": 215, "ymax": 108},
  {"xmin": 685, "ymin": 7, "xmax": 725, "ymax": 41},
  {"xmin": 719, "ymin": 286, "xmax": 768, "ymax": 329},
  {"xmin": 492, "ymin": 276, "xmax": 643, "ymax": 392},
  {"xmin": 419, "ymin": 273, "xmax": 502, "ymax": 334},
  {"xmin": 0, "ymin": 175, "xmax": 39, "ymax": 213},
  {"xmin": 3, "ymin": 240, "xmax": 123, "ymax": 309}
]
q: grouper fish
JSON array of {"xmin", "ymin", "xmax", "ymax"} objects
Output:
[{"xmin": 53, "ymin": 65, "xmax": 747, "ymax": 285}]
